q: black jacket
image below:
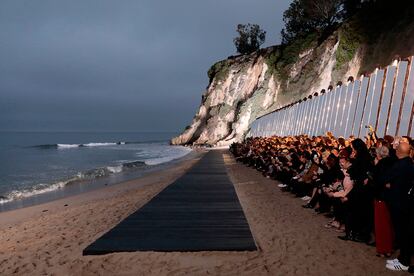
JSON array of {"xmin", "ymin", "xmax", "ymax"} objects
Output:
[
  {"xmin": 384, "ymin": 157, "xmax": 414, "ymax": 209},
  {"xmin": 372, "ymin": 157, "xmax": 394, "ymax": 200}
]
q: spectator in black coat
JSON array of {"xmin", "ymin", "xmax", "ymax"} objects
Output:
[
  {"xmin": 384, "ymin": 138, "xmax": 414, "ymax": 272},
  {"xmin": 339, "ymin": 139, "xmax": 374, "ymax": 242}
]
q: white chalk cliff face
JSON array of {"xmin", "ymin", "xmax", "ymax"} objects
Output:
[{"xmin": 171, "ymin": 34, "xmax": 362, "ymax": 146}]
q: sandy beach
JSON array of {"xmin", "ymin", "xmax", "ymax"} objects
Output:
[{"xmin": 0, "ymin": 151, "xmax": 403, "ymax": 275}]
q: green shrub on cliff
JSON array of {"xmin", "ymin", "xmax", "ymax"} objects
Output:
[
  {"xmin": 276, "ymin": 32, "xmax": 318, "ymax": 80},
  {"xmin": 207, "ymin": 60, "xmax": 230, "ymax": 83},
  {"xmin": 264, "ymin": 48, "xmax": 281, "ymax": 76},
  {"xmin": 263, "ymin": 32, "xmax": 318, "ymax": 80},
  {"xmin": 335, "ymin": 22, "xmax": 362, "ymax": 69},
  {"xmin": 279, "ymin": 32, "xmax": 318, "ymax": 65}
]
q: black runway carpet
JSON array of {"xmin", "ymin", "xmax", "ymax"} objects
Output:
[{"xmin": 83, "ymin": 150, "xmax": 256, "ymax": 255}]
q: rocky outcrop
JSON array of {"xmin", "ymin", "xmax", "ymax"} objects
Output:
[
  {"xmin": 171, "ymin": 17, "xmax": 414, "ymax": 146},
  {"xmin": 171, "ymin": 34, "xmax": 358, "ymax": 146}
]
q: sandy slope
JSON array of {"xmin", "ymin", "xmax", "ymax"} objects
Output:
[{"xmin": 0, "ymin": 151, "xmax": 403, "ymax": 276}]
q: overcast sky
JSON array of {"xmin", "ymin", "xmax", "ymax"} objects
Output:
[{"xmin": 0, "ymin": 0, "xmax": 291, "ymax": 132}]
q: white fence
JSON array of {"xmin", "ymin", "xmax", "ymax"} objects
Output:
[{"xmin": 248, "ymin": 57, "xmax": 414, "ymax": 139}]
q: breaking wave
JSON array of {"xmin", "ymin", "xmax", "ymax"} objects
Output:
[
  {"xmin": 144, "ymin": 148, "xmax": 192, "ymax": 165},
  {"xmin": 0, "ymin": 181, "xmax": 70, "ymax": 204},
  {"xmin": 33, "ymin": 142, "xmax": 128, "ymax": 149},
  {"xmin": 0, "ymin": 147, "xmax": 192, "ymax": 204},
  {"xmin": 32, "ymin": 140, "xmax": 173, "ymax": 149},
  {"xmin": 0, "ymin": 160, "xmax": 145, "ymax": 204}
]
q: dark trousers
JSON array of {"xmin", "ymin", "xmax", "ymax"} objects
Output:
[
  {"xmin": 309, "ymin": 189, "xmax": 332, "ymax": 211},
  {"xmin": 290, "ymin": 180, "xmax": 314, "ymax": 197},
  {"xmin": 346, "ymin": 186, "xmax": 373, "ymax": 239},
  {"xmin": 395, "ymin": 199, "xmax": 414, "ymax": 266},
  {"xmin": 332, "ymin": 198, "xmax": 346, "ymax": 223},
  {"xmin": 277, "ymin": 170, "xmax": 294, "ymax": 184}
]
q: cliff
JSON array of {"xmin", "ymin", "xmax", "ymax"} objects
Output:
[{"xmin": 171, "ymin": 5, "xmax": 414, "ymax": 146}]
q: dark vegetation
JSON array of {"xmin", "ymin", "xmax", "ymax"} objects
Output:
[
  {"xmin": 350, "ymin": 0, "xmax": 414, "ymax": 73},
  {"xmin": 210, "ymin": 0, "xmax": 414, "ymax": 84},
  {"xmin": 207, "ymin": 60, "xmax": 230, "ymax": 83},
  {"xmin": 281, "ymin": 0, "xmax": 345, "ymax": 45},
  {"xmin": 274, "ymin": 0, "xmax": 414, "ymax": 77},
  {"xmin": 233, "ymin": 24, "xmax": 266, "ymax": 55}
]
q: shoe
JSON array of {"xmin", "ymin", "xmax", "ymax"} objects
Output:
[
  {"xmin": 352, "ymin": 234, "xmax": 367, "ymax": 243},
  {"xmin": 302, "ymin": 203, "xmax": 313, "ymax": 208},
  {"xmin": 278, "ymin": 184, "xmax": 287, "ymax": 188},
  {"xmin": 324, "ymin": 223, "xmax": 334, "ymax": 229},
  {"xmin": 386, "ymin": 260, "xmax": 409, "ymax": 271},
  {"xmin": 338, "ymin": 234, "xmax": 352, "ymax": 241},
  {"xmin": 386, "ymin": 258, "xmax": 399, "ymax": 265},
  {"xmin": 335, "ymin": 227, "xmax": 345, "ymax": 233},
  {"xmin": 315, "ymin": 208, "xmax": 327, "ymax": 214},
  {"xmin": 301, "ymin": 196, "xmax": 311, "ymax": 201},
  {"xmin": 366, "ymin": 240, "xmax": 375, "ymax": 247}
]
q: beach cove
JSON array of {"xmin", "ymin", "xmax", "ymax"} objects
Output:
[{"xmin": 0, "ymin": 150, "xmax": 393, "ymax": 275}]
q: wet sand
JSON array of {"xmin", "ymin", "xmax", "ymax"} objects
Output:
[{"xmin": 0, "ymin": 151, "xmax": 403, "ymax": 275}]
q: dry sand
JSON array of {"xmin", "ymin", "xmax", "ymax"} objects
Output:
[{"xmin": 0, "ymin": 151, "xmax": 402, "ymax": 275}]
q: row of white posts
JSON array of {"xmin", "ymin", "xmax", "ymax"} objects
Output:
[{"xmin": 248, "ymin": 57, "xmax": 414, "ymax": 139}]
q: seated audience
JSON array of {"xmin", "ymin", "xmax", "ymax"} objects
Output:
[{"xmin": 230, "ymin": 131, "xmax": 414, "ymax": 272}]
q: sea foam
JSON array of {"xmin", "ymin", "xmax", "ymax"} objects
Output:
[
  {"xmin": 57, "ymin": 144, "xmax": 80, "ymax": 148},
  {"xmin": 0, "ymin": 145, "xmax": 192, "ymax": 204}
]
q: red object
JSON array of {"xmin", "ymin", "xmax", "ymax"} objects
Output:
[{"xmin": 374, "ymin": 200, "xmax": 394, "ymax": 255}]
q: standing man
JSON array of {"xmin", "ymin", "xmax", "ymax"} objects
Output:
[{"xmin": 385, "ymin": 138, "xmax": 414, "ymax": 272}]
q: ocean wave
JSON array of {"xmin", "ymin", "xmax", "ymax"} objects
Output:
[
  {"xmin": 32, "ymin": 140, "xmax": 171, "ymax": 149},
  {"xmin": 0, "ymin": 159, "xmax": 149, "ymax": 204},
  {"xmin": 144, "ymin": 147, "xmax": 193, "ymax": 165},
  {"xmin": 57, "ymin": 143, "xmax": 80, "ymax": 148},
  {"xmin": 145, "ymin": 156, "xmax": 179, "ymax": 166},
  {"xmin": 107, "ymin": 165, "xmax": 123, "ymax": 173},
  {"xmin": 82, "ymin": 142, "xmax": 118, "ymax": 147},
  {"xmin": 33, "ymin": 142, "xmax": 128, "ymax": 149},
  {"xmin": 76, "ymin": 161, "xmax": 146, "ymax": 179},
  {"xmin": 0, "ymin": 146, "xmax": 192, "ymax": 204},
  {"xmin": 122, "ymin": 160, "xmax": 146, "ymax": 169},
  {"xmin": 0, "ymin": 180, "xmax": 70, "ymax": 204}
]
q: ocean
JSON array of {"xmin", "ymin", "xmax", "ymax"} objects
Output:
[{"xmin": 0, "ymin": 131, "xmax": 192, "ymax": 211}]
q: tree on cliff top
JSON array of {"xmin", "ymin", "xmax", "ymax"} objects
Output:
[
  {"xmin": 281, "ymin": 0, "xmax": 345, "ymax": 44},
  {"xmin": 233, "ymin": 24, "xmax": 266, "ymax": 55}
]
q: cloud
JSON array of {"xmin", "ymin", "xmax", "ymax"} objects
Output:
[{"xmin": 0, "ymin": 0, "xmax": 291, "ymax": 131}]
